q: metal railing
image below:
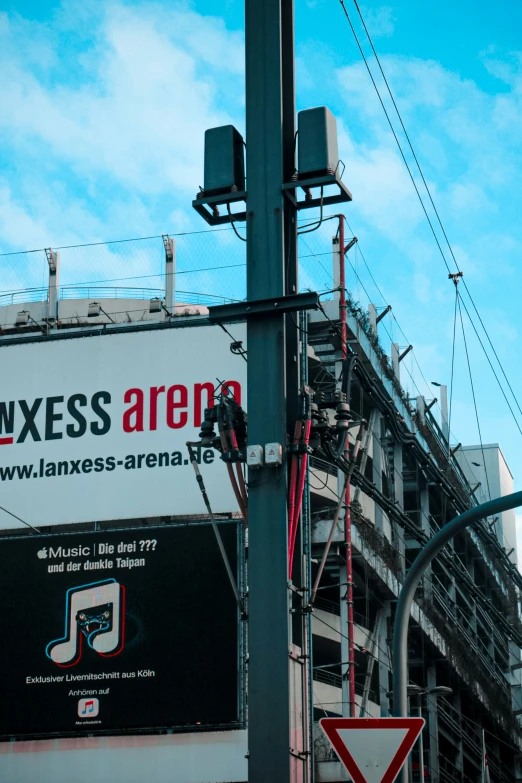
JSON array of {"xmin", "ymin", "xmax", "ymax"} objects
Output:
[{"xmin": 0, "ymin": 285, "xmax": 239, "ymax": 309}]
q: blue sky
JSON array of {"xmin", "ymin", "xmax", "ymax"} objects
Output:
[{"xmin": 1, "ymin": 0, "xmax": 522, "ymax": 549}]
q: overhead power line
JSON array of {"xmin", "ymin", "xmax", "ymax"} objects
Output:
[
  {"xmin": 457, "ymin": 294, "xmax": 492, "ymax": 501},
  {"xmin": 338, "ymin": 0, "xmax": 522, "ymax": 440},
  {"xmin": 0, "ymin": 504, "xmax": 40, "ymax": 534},
  {"xmin": 337, "ymin": 0, "xmax": 453, "ymax": 274}
]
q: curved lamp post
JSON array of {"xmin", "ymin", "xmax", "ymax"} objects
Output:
[{"xmin": 392, "ymin": 490, "xmax": 522, "ymax": 783}]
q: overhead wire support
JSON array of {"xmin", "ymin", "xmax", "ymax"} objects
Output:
[
  {"xmin": 0, "ymin": 504, "xmax": 40, "ymax": 534},
  {"xmin": 186, "ymin": 442, "xmax": 243, "ymax": 612},
  {"xmin": 457, "ymin": 294, "xmax": 492, "ymax": 502},
  {"xmin": 341, "ymin": 0, "xmax": 522, "ymax": 441},
  {"xmin": 458, "ymin": 294, "xmax": 522, "ymax": 437},
  {"xmin": 337, "ymin": 0, "xmax": 452, "ymax": 274}
]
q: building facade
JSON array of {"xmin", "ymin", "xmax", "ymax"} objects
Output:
[{"xmin": 0, "ymin": 245, "xmax": 521, "ymax": 783}]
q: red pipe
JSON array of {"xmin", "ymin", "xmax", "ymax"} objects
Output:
[
  {"xmin": 227, "ymin": 462, "xmax": 248, "ymax": 520},
  {"xmin": 289, "ymin": 418, "xmax": 311, "ymax": 577},
  {"xmin": 228, "ymin": 426, "xmax": 249, "ymax": 519},
  {"xmin": 287, "ymin": 421, "xmax": 302, "ymax": 570},
  {"xmin": 345, "ymin": 473, "xmax": 356, "ymax": 717},
  {"xmin": 339, "ymin": 215, "xmax": 356, "ymax": 717},
  {"xmin": 218, "ymin": 418, "xmax": 248, "ymax": 521},
  {"xmin": 235, "ymin": 462, "xmax": 249, "ymax": 523},
  {"xmin": 339, "ymin": 215, "xmax": 347, "ymax": 360}
]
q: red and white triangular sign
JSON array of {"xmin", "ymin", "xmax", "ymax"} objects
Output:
[{"xmin": 320, "ymin": 717, "xmax": 425, "ymax": 783}]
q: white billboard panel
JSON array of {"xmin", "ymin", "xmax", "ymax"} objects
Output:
[{"xmin": 0, "ymin": 325, "xmax": 246, "ymax": 529}]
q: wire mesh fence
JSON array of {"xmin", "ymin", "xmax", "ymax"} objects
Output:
[
  {"xmin": 0, "ymin": 224, "xmax": 346, "ymax": 308},
  {"xmin": 0, "ymin": 222, "xmax": 456, "ymax": 449}
]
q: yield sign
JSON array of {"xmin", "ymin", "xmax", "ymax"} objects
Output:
[{"xmin": 320, "ymin": 717, "xmax": 425, "ymax": 783}]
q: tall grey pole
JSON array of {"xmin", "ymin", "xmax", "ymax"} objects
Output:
[
  {"xmin": 416, "ymin": 701, "xmax": 424, "ymax": 783},
  {"xmin": 440, "ymin": 384, "xmax": 449, "ymax": 442},
  {"xmin": 392, "ymin": 490, "xmax": 522, "ymax": 783},
  {"xmin": 245, "ymin": 2, "xmax": 298, "ymax": 782}
]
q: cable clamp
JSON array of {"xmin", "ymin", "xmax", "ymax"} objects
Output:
[{"xmin": 287, "ymin": 443, "xmax": 312, "ymax": 455}]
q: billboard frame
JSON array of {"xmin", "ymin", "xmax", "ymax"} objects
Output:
[{"xmin": 0, "ymin": 516, "xmax": 247, "ymax": 743}]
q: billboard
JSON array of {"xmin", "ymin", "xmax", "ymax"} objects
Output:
[
  {"xmin": 0, "ymin": 523, "xmax": 239, "ymax": 738},
  {"xmin": 0, "ymin": 324, "xmax": 246, "ymax": 529}
]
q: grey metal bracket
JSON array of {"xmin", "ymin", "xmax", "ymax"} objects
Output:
[
  {"xmin": 192, "ymin": 189, "xmax": 247, "ymax": 226},
  {"xmin": 208, "ymin": 292, "xmax": 320, "ymax": 324},
  {"xmin": 282, "ymin": 173, "xmax": 352, "ymax": 210}
]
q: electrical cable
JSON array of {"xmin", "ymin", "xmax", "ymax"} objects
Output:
[
  {"xmin": 0, "ymin": 226, "xmax": 236, "ymax": 256},
  {"xmin": 457, "ymin": 295, "xmax": 492, "ymax": 502},
  {"xmin": 218, "ymin": 323, "xmax": 248, "ymax": 363},
  {"xmin": 337, "ymin": 0, "xmax": 452, "ymax": 275},
  {"xmin": 461, "ymin": 281, "xmax": 522, "ymax": 422},
  {"xmin": 227, "ymin": 204, "xmax": 247, "ymax": 242},
  {"xmin": 186, "ymin": 442, "xmax": 243, "ymax": 611},
  {"xmin": 351, "ymin": 0, "xmax": 522, "ymax": 432},
  {"xmin": 447, "ymin": 285, "xmax": 459, "ymax": 452},
  {"xmin": 299, "ymin": 236, "xmax": 335, "ymax": 284},
  {"xmin": 337, "ymin": 216, "xmax": 487, "ymax": 461},
  {"xmin": 308, "ymin": 398, "xmax": 513, "ymax": 648},
  {"xmin": 0, "ymin": 504, "xmax": 40, "ymax": 534},
  {"xmin": 438, "ymin": 697, "xmax": 522, "ymax": 757},
  {"xmin": 338, "ymin": 0, "xmax": 522, "ymax": 443},
  {"xmin": 1, "ymin": 263, "xmax": 247, "ymax": 293},
  {"xmin": 458, "ymin": 295, "xmax": 522, "ymax": 437},
  {"xmin": 297, "ymin": 187, "xmax": 324, "ymax": 235}
]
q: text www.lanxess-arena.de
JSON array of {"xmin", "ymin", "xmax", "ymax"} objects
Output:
[
  {"xmin": 0, "ymin": 447, "xmax": 216, "ymax": 482},
  {"xmin": 0, "ymin": 379, "xmax": 242, "ymax": 482}
]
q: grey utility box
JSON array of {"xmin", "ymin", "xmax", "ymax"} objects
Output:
[
  {"xmin": 298, "ymin": 107, "xmax": 339, "ymax": 178},
  {"xmin": 204, "ymin": 125, "xmax": 245, "ymax": 195}
]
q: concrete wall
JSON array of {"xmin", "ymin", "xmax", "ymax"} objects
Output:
[
  {"xmin": 0, "ymin": 730, "xmax": 248, "ymax": 783},
  {"xmin": 0, "ymin": 298, "xmax": 207, "ymax": 329}
]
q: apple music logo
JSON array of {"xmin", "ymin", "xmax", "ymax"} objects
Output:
[{"xmin": 78, "ymin": 698, "xmax": 99, "ymax": 718}]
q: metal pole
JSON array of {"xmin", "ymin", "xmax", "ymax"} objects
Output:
[
  {"xmin": 417, "ymin": 701, "xmax": 425, "ymax": 783},
  {"xmin": 392, "ymin": 490, "xmax": 522, "ymax": 783},
  {"xmin": 245, "ymin": 1, "xmax": 297, "ymax": 782},
  {"xmin": 440, "ymin": 384, "xmax": 449, "ymax": 442},
  {"xmin": 164, "ymin": 237, "xmax": 175, "ymax": 313},
  {"xmin": 338, "ymin": 216, "xmax": 356, "ymax": 717}
]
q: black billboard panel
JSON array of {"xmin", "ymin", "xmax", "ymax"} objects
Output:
[{"xmin": 0, "ymin": 523, "xmax": 239, "ymax": 738}]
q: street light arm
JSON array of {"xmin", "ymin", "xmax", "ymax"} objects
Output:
[{"xmin": 392, "ymin": 490, "xmax": 522, "ymax": 721}]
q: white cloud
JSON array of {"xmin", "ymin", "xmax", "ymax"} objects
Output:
[
  {"xmin": 0, "ymin": 3, "xmax": 244, "ymax": 198},
  {"xmin": 360, "ymin": 5, "xmax": 395, "ymax": 39}
]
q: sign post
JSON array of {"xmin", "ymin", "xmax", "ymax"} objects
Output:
[{"xmin": 320, "ymin": 717, "xmax": 425, "ymax": 783}]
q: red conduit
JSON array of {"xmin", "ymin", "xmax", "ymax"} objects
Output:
[
  {"xmin": 227, "ymin": 462, "xmax": 248, "ymax": 520},
  {"xmin": 345, "ymin": 469, "xmax": 356, "ymax": 717},
  {"xmin": 218, "ymin": 421, "xmax": 247, "ymax": 521},
  {"xmin": 289, "ymin": 418, "xmax": 311, "ymax": 578},
  {"xmin": 235, "ymin": 462, "xmax": 249, "ymax": 522},
  {"xmin": 339, "ymin": 214, "xmax": 356, "ymax": 718},
  {"xmin": 287, "ymin": 421, "xmax": 302, "ymax": 569},
  {"xmin": 228, "ymin": 426, "xmax": 249, "ymax": 521}
]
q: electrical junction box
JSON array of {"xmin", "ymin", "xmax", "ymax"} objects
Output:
[
  {"xmin": 246, "ymin": 445, "xmax": 264, "ymax": 468},
  {"xmin": 265, "ymin": 443, "xmax": 283, "ymax": 466},
  {"xmin": 204, "ymin": 124, "xmax": 245, "ymax": 195},
  {"xmin": 298, "ymin": 106, "xmax": 339, "ymax": 177}
]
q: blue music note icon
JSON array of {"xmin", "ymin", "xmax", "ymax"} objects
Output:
[{"xmin": 78, "ymin": 698, "xmax": 99, "ymax": 718}]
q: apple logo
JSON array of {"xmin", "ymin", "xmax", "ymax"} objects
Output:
[{"xmin": 37, "ymin": 548, "xmax": 48, "ymax": 559}]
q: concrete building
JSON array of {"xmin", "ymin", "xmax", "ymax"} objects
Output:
[
  {"xmin": 0, "ymin": 244, "xmax": 521, "ymax": 783},
  {"xmin": 456, "ymin": 444, "xmax": 518, "ymax": 565}
]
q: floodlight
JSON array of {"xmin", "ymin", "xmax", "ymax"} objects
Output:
[
  {"xmin": 15, "ymin": 311, "xmax": 29, "ymax": 326},
  {"xmin": 149, "ymin": 298, "xmax": 163, "ymax": 313},
  {"xmin": 88, "ymin": 302, "xmax": 101, "ymax": 317}
]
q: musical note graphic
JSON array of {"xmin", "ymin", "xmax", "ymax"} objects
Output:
[
  {"xmin": 46, "ymin": 579, "xmax": 125, "ymax": 667},
  {"xmin": 78, "ymin": 697, "xmax": 99, "ymax": 718}
]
